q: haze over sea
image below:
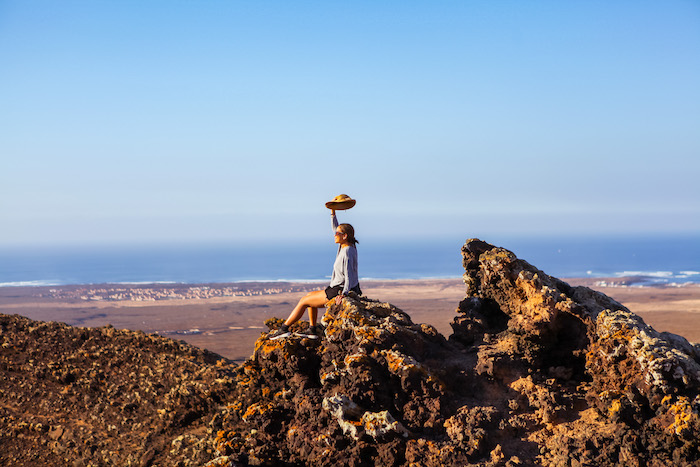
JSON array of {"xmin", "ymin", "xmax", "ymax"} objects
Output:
[{"xmin": 1, "ymin": 234, "xmax": 698, "ymax": 287}]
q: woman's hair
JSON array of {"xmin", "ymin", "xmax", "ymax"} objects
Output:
[{"xmin": 338, "ymin": 223, "xmax": 359, "ymax": 246}]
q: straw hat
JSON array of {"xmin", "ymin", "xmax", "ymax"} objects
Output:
[{"xmin": 325, "ymin": 194, "xmax": 356, "ymax": 210}]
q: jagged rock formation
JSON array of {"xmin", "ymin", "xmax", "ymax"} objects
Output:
[
  {"xmin": 212, "ymin": 239, "xmax": 700, "ymax": 466},
  {"xmin": 0, "ymin": 315, "xmax": 238, "ymax": 466},
  {"xmin": 455, "ymin": 239, "xmax": 700, "ymax": 466},
  {"xmin": 1, "ymin": 238, "xmax": 699, "ymax": 466}
]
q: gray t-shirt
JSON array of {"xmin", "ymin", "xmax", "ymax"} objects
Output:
[{"xmin": 329, "ymin": 214, "xmax": 359, "ymax": 294}]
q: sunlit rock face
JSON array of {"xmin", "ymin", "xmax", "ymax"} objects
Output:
[
  {"xmin": 212, "ymin": 239, "xmax": 700, "ymax": 467},
  {"xmin": 2, "ymin": 238, "xmax": 698, "ymax": 466}
]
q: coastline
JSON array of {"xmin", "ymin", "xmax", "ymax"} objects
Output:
[
  {"xmin": 1, "ymin": 277, "xmax": 698, "ymax": 363},
  {"xmin": 2, "ymin": 273, "xmax": 699, "ymax": 290}
]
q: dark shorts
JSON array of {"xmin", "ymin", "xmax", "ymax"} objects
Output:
[{"xmin": 325, "ymin": 284, "xmax": 362, "ymax": 300}]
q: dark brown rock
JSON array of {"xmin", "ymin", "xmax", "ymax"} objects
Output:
[
  {"xmin": 210, "ymin": 239, "xmax": 700, "ymax": 466},
  {"xmin": 2, "ymin": 238, "xmax": 699, "ymax": 466},
  {"xmin": 0, "ymin": 314, "xmax": 237, "ymax": 466}
]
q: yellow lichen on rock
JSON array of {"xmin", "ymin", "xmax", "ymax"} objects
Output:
[
  {"xmin": 607, "ymin": 398, "xmax": 623, "ymax": 418},
  {"xmin": 513, "ymin": 272, "xmax": 559, "ymax": 328},
  {"xmin": 667, "ymin": 396, "xmax": 694, "ymax": 435},
  {"xmin": 353, "ymin": 325, "xmax": 382, "ymax": 344},
  {"xmin": 242, "ymin": 401, "xmax": 274, "ymax": 422},
  {"xmin": 344, "ymin": 352, "xmax": 370, "ymax": 367},
  {"xmin": 382, "ymin": 349, "xmax": 426, "ymax": 377},
  {"xmin": 480, "ymin": 247, "xmax": 517, "ymax": 265}
]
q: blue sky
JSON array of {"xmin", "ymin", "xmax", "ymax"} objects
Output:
[{"xmin": 2, "ymin": 0, "xmax": 699, "ymax": 246}]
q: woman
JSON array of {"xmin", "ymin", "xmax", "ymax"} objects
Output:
[{"xmin": 269, "ymin": 209, "xmax": 361, "ymax": 340}]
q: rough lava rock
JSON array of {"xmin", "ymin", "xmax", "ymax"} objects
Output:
[
  {"xmin": 0, "ymin": 315, "xmax": 238, "ymax": 466},
  {"xmin": 456, "ymin": 239, "xmax": 700, "ymax": 466},
  {"xmin": 212, "ymin": 239, "xmax": 700, "ymax": 466},
  {"xmin": 2, "ymin": 238, "xmax": 699, "ymax": 466}
]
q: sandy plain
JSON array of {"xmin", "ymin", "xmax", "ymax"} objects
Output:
[{"xmin": 1, "ymin": 278, "xmax": 698, "ymax": 363}]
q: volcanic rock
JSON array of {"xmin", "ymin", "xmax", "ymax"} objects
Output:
[
  {"xmin": 211, "ymin": 239, "xmax": 700, "ymax": 466},
  {"xmin": 0, "ymin": 315, "xmax": 237, "ymax": 466},
  {"xmin": 1, "ymin": 238, "xmax": 699, "ymax": 466}
]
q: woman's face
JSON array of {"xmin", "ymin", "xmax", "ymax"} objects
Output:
[{"xmin": 334, "ymin": 228, "xmax": 347, "ymax": 244}]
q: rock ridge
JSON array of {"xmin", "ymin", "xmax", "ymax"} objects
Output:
[
  {"xmin": 211, "ymin": 238, "xmax": 700, "ymax": 466},
  {"xmin": 1, "ymin": 238, "xmax": 699, "ymax": 466}
]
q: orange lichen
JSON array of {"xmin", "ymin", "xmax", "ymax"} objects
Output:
[
  {"xmin": 344, "ymin": 353, "xmax": 370, "ymax": 367},
  {"xmin": 353, "ymin": 326, "xmax": 380, "ymax": 342},
  {"xmin": 214, "ymin": 429, "xmax": 245, "ymax": 456},
  {"xmin": 609, "ymin": 326, "xmax": 634, "ymax": 342},
  {"xmin": 341, "ymin": 306, "xmax": 378, "ymax": 327},
  {"xmin": 383, "ymin": 350, "xmax": 420, "ymax": 374},
  {"xmin": 252, "ymin": 337, "xmax": 299, "ymax": 362},
  {"xmin": 254, "ymin": 338, "xmax": 281, "ymax": 355},
  {"xmin": 243, "ymin": 402, "xmax": 273, "ymax": 422},
  {"xmin": 666, "ymin": 396, "xmax": 694, "ymax": 435},
  {"xmin": 608, "ymin": 398, "xmax": 623, "ymax": 417},
  {"xmin": 481, "ymin": 248, "xmax": 516, "ymax": 263},
  {"xmin": 226, "ymin": 400, "xmax": 244, "ymax": 415}
]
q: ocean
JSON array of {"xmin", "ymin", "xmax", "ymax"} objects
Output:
[{"xmin": 0, "ymin": 234, "xmax": 698, "ymax": 287}]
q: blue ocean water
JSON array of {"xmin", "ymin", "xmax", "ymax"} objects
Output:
[{"xmin": 0, "ymin": 234, "xmax": 698, "ymax": 287}]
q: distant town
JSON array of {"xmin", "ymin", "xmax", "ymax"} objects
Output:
[{"xmin": 41, "ymin": 283, "xmax": 322, "ymax": 302}]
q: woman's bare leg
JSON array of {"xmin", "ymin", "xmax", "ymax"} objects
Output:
[
  {"xmin": 284, "ymin": 290, "xmax": 327, "ymax": 326},
  {"xmin": 308, "ymin": 307, "xmax": 318, "ymax": 326}
]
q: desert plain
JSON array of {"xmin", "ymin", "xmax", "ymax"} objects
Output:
[{"xmin": 0, "ymin": 278, "xmax": 698, "ymax": 363}]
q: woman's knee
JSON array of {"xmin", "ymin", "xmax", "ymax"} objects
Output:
[
  {"xmin": 301, "ymin": 291, "xmax": 316, "ymax": 303},
  {"xmin": 308, "ymin": 290, "xmax": 327, "ymax": 305},
  {"xmin": 299, "ymin": 290, "xmax": 320, "ymax": 305}
]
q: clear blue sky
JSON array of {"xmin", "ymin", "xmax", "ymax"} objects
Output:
[{"xmin": 2, "ymin": 0, "xmax": 699, "ymax": 246}]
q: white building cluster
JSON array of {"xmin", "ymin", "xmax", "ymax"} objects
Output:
[{"xmin": 42, "ymin": 284, "xmax": 318, "ymax": 302}]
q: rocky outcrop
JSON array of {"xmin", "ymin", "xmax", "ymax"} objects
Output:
[
  {"xmin": 456, "ymin": 239, "xmax": 700, "ymax": 466},
  {"xmin": 212, "ymin": 239, "xmax": 700, "ymax": 466},
  {"xmin": 2, "ymin": 238, "xmax": 699, "ymax": 466},
  {"xmin": 0, "ymin": 315, "xmax": 238, "ymax": 466}
]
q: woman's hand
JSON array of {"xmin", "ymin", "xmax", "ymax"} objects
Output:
[{"xmin": 335, "ymin": 294, "xmax": 343, "ymax": 305}]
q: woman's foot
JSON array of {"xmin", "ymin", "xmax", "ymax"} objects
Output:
[
  {"xmin": 304, "ymin": 325, "xmax": 322, "ymax": 339},
  {"xmin": 268, "ymin": 324, "xmax": 291, "ymax": 340}
]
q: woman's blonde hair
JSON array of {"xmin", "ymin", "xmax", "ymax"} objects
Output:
[{"xmin": 338, "ymin": 223, "xmax": 359, "ymax": 246}]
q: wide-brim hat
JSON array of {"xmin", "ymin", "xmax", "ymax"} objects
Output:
[{"xmin": 325, "ymin": 194, "xmax": 356, "ymax": 210}]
